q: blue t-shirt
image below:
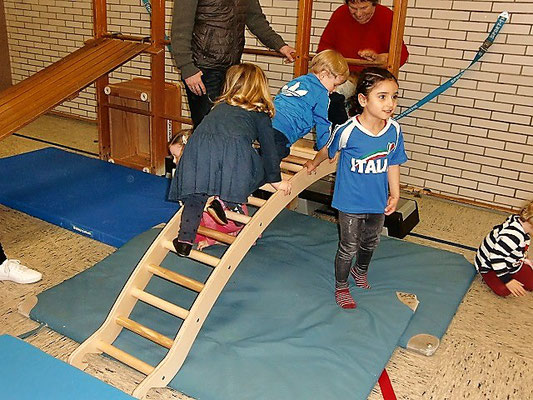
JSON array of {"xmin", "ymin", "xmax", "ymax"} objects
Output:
[
  {"xmin": 272, "ymin": 73, "xmax": 331, "ymax": 150},
  {"xmin": 328, "ymin": 117, "xmax": 408, "ymax": 214}
]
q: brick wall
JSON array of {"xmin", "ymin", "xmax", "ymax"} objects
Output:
[{"xmin": 4, "ymin": 0, "xmax": 533, "ymax": 209}]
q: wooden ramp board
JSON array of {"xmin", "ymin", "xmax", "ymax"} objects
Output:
[{"xmin": 0, "ymin": 38, "xmax": 150, "ymax": 140}]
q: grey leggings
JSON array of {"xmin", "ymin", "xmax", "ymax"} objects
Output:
[{"xmin": 335, "ymin": 212, "xmax": 385, "ymax": 289}]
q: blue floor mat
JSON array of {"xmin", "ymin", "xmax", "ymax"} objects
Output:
[
  {"xmin": 0, "ymin": 335, "xmax": 134, "ymax": 400},
  {"xmin": 0, "ymin": 148, "xmax": 177, "ymax": 247},
  {"xmin": 30, "ymin": 210, "xmax": 475, "ymax": 399}
]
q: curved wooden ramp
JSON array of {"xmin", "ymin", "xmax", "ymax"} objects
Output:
[
  {"xmin": 0, "ymin": 38, "xmax": 150, "ymax": 141},
  {"xmin": 69, "ymin": 143, "xmax": 337, "ymax": 398}
]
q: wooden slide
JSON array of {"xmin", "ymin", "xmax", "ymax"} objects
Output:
[
  {"xmin": 68, "ymin": 141, "xmax": 338, "ymax": 398},
  {"xmin": 0, "ymin": 38, "xmax": 150, "ymax": 141}
]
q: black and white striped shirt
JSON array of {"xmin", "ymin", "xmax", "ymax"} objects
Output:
[{"xmin": 475, "ymin": 215, "xmax": 530, "ymax": 283}]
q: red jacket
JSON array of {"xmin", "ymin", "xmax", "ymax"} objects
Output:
[{"xmin": 318, "ymin": 4, "xmax": 409, "ymax": 73}]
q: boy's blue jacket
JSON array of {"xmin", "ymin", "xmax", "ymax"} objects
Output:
[{"xmin": 272, "ymin": 73, "xmax": 331, "ymax": 150}]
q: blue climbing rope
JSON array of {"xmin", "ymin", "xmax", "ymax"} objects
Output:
[{"xmin": 395, "ymin": 11, "xmax": 509, "ymax": 120}]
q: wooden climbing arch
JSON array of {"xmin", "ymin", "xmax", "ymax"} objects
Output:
[{"xmin": 69, "ymin": 142, "xmax": 337, "ymax": 398}]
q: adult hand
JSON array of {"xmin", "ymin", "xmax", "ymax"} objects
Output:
[
  {"xmin": 384, "ymin": 196, "xmax": 399, "ymax": 215},
  {"xmin": 279, "ymin": 45, "xmax": 296, "ymax": 63},
  {"xmin": 505, "ymin": 279, "xmax": 527, "ymax": 297},
  {"xmin": 185, "ymin": 71, "xmax": 206, "ymax": 96},
  {"xmin": 358, "ymin": 49, "xmax": 378, "ymax": 61}
]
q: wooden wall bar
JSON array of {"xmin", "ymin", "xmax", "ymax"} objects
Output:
[{"xmin": 0, "ymin": 0, "xmax": 12, "ymax": 91}]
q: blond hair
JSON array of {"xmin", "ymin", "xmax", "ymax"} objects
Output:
[
  {"xmin": 519, "ymin": 200, "xmax": 533, "ymax": 223},
  {"xmin": 215, "ymin": 63, "xmax": 275, "ymax": 118},
  {"xmin": 310, "ymin": 49, "xmax": 349, "ymax": 80},
  {"xmin": 168, "ymin": 128, "xmax": 192, "ymax": 148}
]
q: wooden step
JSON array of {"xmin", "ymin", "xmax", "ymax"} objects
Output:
[
  {"xmin": 282, "ymin": 154, "xmax": 309, "ymax": 165},
  {"xmin": 162, "ymin": 240, "xmax": 220, "ymax": 267},
  {"xmin": 96, "ymin": 340, "xmax": 154, "ymax": 375},
  {"xmin": 280, "ymin": 161, "xmax": 304, "ymax": 173},
  {"xmin": 225, "ymin": 210, "xmax": 252, "ymax": 225},
  {"xmin": 131, "ymin": 287, "xmax": 189, "ymax": 319},
  {"xmin": 116, "ymin": 316, "xmax": 174, "ymax": 349},
  {"xmin": 197, "ymin": 225, "xmax": 236, "ymax": 245},
  {"xmin": 247, "ymin": 196, "xmax": 267, "ymax": 207},
  {"xmin": 147, "ymin": 264, "xmax": 204, "ymax": 292}
]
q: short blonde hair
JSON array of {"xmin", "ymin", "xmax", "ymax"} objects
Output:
[
  {"xmin": 519, "ymin": 200, "xmax": 533, "ymax": 222},
  {"xmin": 216, "ymin": 63, "xmax": 275, "ymax": 118},
  {"xmin": 168, "ymin": 128, "xmax": 192, "ymax": 148},
  {"xmin": 310, "ymin": 49, "xmax": 349, "ymax": 80}
]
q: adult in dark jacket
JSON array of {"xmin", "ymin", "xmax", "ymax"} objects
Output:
[{"xmin": 171, "ymin": 0, "xmax": 295, "ymax": 128}]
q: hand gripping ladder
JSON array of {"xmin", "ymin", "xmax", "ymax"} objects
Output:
[{"xmin": 68, "ymin": 142, "xmax": 337, "ymax": 398}]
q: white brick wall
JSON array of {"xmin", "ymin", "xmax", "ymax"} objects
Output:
[{"xmin": 4, "ymin": 0, "xmax": 533, "ymax": 209}]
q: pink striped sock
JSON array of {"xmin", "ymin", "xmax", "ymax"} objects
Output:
[
  {"xmin": 335, "ymin": 287, "xmax": 356, "ymax": 309},
  {"xmin": 351, "ymin": 267, "xmax": 371, "ymax": 289}
]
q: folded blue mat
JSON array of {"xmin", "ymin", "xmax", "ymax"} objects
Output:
[
  {"xmin": 0, "ymin": 335, "xmax": 134, "ymax": 400},
  {"xmin": 30, "ymin": 210, "xmax": 475, "ymax": 399},
  {"xmin": 0, "ymin": 148, "xmax": 177, "ymax": 247}
]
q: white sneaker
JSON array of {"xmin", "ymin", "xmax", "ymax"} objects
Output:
[{"xmin": 0, "ymin": 259, "xmax": 42, "ymax": 284}]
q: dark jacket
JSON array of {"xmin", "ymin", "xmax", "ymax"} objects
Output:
[{"xmin": 171, "ymin": 0, "xmax": 286, "ymax": 79}]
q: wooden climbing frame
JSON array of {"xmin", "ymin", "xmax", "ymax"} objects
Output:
[{"xmin": 69, "ymin": 141, "xmax": 339, "ymax": 398}]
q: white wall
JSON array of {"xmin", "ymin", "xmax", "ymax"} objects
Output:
[{"xmin": 4, "ymin": 0, "xmax": 533, "ymax": 209}]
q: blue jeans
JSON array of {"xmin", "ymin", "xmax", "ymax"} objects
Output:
[
  {"xmin": 183, "ymin": 67, "xmax": 228, "ymax": 129},
  {"xmin": 335, "ymin": 212, "xmax": 385, "ymax": 289}
]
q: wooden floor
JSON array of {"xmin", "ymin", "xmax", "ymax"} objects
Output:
[{"xmin": 1, "ymin": 114, "xmax": 532, "ymax": 399}]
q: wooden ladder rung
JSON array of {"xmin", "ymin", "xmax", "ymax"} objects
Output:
[
  {"xmin": 147, "ymin": 264, "xmax": 204, "ymax": 292},
  {"xmin": 96, "ymin": 340, "xmax": 154, "ymax": 375},
  {"xmin": 247, "ymin": 196, "xmax": 267, "ymax": 207},
  {"xmin": 259, "ymin": 183, "xmax": 276, "ymax": 193},
  {"xmin": 282, "ymin": 154, "xmax": 309, "ymax": 165},
  {"xmin": 281, "ymin": 172, "xmax": 294, "ymax": 180},
  {"xmin": 162, "ymin": 240, "xmax": 221, "ymax": 267},
  {"xmin": 116, "ymin": 316, "xmax": 174, "ymax": 349},
  {"xmin": 197, "ymin": 225, "xmax": 236, "ymax": 245},
  {"xmin": 225, "ymin": 210, "xmax": 252, "ymax": 225},
  {"xmin": 131, "ymin": 287, "xmax": 190, "ymax": 319},
  {"xmin": 280, "ymin": 161, "xmax": 304, "ymax": 173}
]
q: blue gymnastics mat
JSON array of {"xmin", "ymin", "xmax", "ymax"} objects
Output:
[
  {"xmin": 30, "ymin": 210, "xmax": 476, "ymax": 399},
  {"xmin": 0, "ymin": 148, "xmax": 177, "ymax": 247},
  {"xmin": 0, "ymin": 335, "xmax": 134, "ymax": 400}
]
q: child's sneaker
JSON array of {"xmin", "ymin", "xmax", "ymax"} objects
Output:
[
  {"xmin": 0, "ymin": 259, "xmax": 42, "ymax": 284},
  {"xmin": 207, "ymin": 198, "xmax": 228, "ymax": 225},
  {"xmin": 172, "ymin": 238, "xmax": 192, "ymax": 257}
]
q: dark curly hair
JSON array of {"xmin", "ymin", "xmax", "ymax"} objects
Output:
[{"xmin": 348, "ymin": 67, "xmax": 398, "ymax": 116}]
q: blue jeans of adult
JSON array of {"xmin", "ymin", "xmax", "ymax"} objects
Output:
[
  {"xmin": 183, "ymin": 67, "xmax": 228, "ymax": 129},
  {"xmin": 335, "ymin": 212, "xmax": 385, "ymax": 289}
]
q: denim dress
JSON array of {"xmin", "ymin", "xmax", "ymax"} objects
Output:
[{"xmin": 169, "ymin": 102, "xmax": 281, "ymax": 204}]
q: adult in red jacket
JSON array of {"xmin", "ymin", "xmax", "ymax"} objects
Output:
[{"xmin": 318, "ymin": 0, "xmax": 409, "ymax": 74}]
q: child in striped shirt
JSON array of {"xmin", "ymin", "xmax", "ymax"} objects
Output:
[{"xmin": 475, "ymin": 200, "xmax": 533, "ymax": 297}]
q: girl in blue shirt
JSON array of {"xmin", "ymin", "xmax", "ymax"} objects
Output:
[{"xmin": 307, "ymin": 67, "xmax": 408, "ymax": 309}]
